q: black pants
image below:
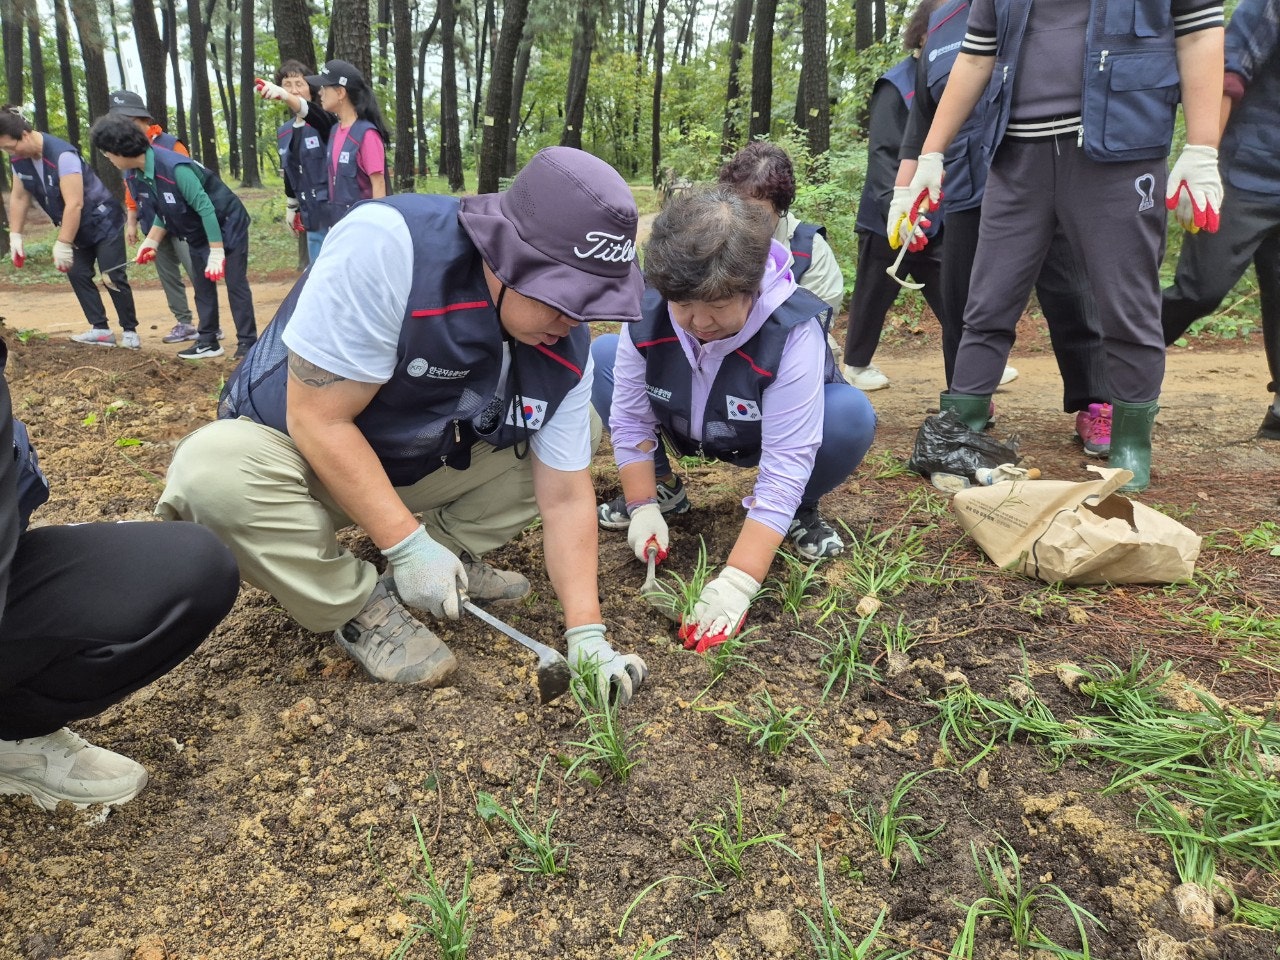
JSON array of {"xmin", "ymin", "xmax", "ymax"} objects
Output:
[
  {"xmin": 842, "ymin": 229, "xmax": 947, "ymax": 367},
  {"xmin": 67, "ymin": 228, "xmax": 138, "ymax": 332},
  {"xmin": 0, "ymin": 522, "xmax": 239, "ymax": 740},
  {"xmin": 190, "ymin": 228, "xmax": 258, "ymax": 350},
  {"xmin": 1162, "ymin": 182, "xmax": 1280, "ymax": 393},
  {"xmin": 941, "ymin": 206, "xmax": 1108, "ymax": 412}
]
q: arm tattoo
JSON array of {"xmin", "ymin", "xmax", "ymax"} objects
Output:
[{"xmin": 288, "ymin": 350, "xmax": 348, "ymax": 388}]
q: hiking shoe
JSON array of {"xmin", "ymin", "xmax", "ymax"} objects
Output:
[
  {"xmin": 843, "ymin": 364, "xmax": 890, "ymax": 391},
  {"xmin": 335, "ymin": 579, "xmax": 458, "ymax": 685},
  {"xmin": 177, "ymin": 341, "xmax": 224, "ymax": 360},
  {"xmin": 1075, "ymin": 402, "xmax": 1112, "ymax": 457},
  {"xmin": 598, "ymin": 474, "xmax": 691, "ymax": 531},
  {"xmin": 233, "ymin": 343, "xmax": 254, "ymax": 361},
  {"xmin": 788, "ymin": 507, "xmax": 844, "ymax": 560},
  {"xmin": 1258, "ymin": 407, "xmax": 1280, "ymax": 441},
  {"xmin": 119, "ymin": 331, "xmax": 141, "ymax": 350},
  {"xmin": 1000, "ymin": 365, "xmax": 1019, "ymax": 385},
  {"xmin": 70, "ymin": 328, "xmax": 116, "ymax": 347},
  {"xmin": 0, "ymin": 728, "xmax": 148, "ymax": 811},
  {"xmin": 459, "ymin": 552, "xmax": 530, "ymax": 603},
  {"xmin": 161, "ymin": 323, "xmax": 198, "ymax": 343}
]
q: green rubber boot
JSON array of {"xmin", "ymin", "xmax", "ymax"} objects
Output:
[
  {"xmin": 939, "ymin": 393, "xmax": 993, "ymax": 432},
  {"xmin": 1109, "ymin": 399, "xmax": 1159, "ymax": 493}
]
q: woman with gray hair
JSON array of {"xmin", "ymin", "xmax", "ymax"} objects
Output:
[{"xmin": 591, "ymin": 186, "xmax": 876, "ymax": 653}]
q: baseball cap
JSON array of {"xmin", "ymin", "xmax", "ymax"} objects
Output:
[
  {"xmin": 457, "ymin": 147, "xmax": 643, "ymax": 323},
  {"xmin": 304, "ymin": 59, "xmax": 366, "ymax": 90},
  {"xmin": 108, "ymin": 90, "xmax": 151, "ymax": 119}
]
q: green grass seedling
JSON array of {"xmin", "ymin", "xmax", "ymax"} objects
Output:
[
  {"xmin": 801, "ymin": 846, "xmax": 913, "ymax": 959},
  {"xmin": 706, "ymin": 688, "xmax": 825, "ymax": 762},
  {"xmin": 808, "ymin": 620, "xmax": 880, "ymax": 702},
  {"xmin": 1072, "ymin": 652, "xmax": 1173, "ymax": 719},
  {"xmin": 704, "ymin": 626, "xmax": 766, "ymax": 688},
  {"xmin": 390, "ymin": 816, "xmax": 473, "ymax": 960},
  {"xmin": 863, "ymin": 449, "xmax": 913, "ymax": 481},
  {"xmin": 651, "ymin": 537, "xmax": 718, "ymax": 625},
  {"xmin": 1137, "ymin": 788, "xmax": 1217, "ymax": 887},
  {"xmin": 837, "ymin": 522, "xmax": 929, "ymax": 599},
  {"xmin": 475, "ymin": 760, "xmax": 571, "ymax": 876},
  {"xmin": 931, "ymin": 683, "xmax": 1002, "ymax": 770},
  {"xmin": 1234, "ymin": 898, "xmax": 1280, "ymax": 935},
  {"xmin": 769, "ymin": 551, "xmax": 824, "ymax": 621},
  {"xmin": 683, "ymin": 779, "xmax": 797, "ymax": 895},
  {"xmin": 629, "ymin": 934, "xmax": 684, "ymax": 959},
  {"xmin": 855, "ymin": 770, "xmax": 946, "ymax": 877},
  {"xmin": 565, "ymin": 663, "xmax": 645, "ymax": 784}
]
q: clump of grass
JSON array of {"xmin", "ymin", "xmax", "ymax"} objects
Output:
[
  {"xmin": 837, "ymin": 521, "xmax": 929, "ymax": 599},
  {"xmin": 705, "ymin": 688, "xmax": 825, "ymax": 762},
  {"xmin": 647, "ymin": 537, "xmax": 717, "ymax": 624},
  {"xmin": 629, "ymin": 935, "xmax": 684, "ymax": 959},
  {"xmin": 856, "ymin": 770, "xmax": 947, "ymax": 877},
  {"xmin": 390, "ymin": 816, "xmax": 473, "ymax": 960},
  {"xmin": 565, "ymin": 661, "xmax": 645, "ymax": 784},
  {"xmin": 683, "ymin": 779, "xmax": 797, "ymax": 895},
  {"xmin": 475, "ymin": 759, "xmax": 571, "ymax": 876},
  {"xmin": 769, "ymin": 551, "xmax": 824, "ymax": 620},
  {"xmin": 806, "ymin": 620, "xmax": 880, "ymax": 702}
]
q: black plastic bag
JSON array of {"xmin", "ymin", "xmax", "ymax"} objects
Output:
[{"xmin": 907, "ymin": 410, "xmax": 1020, "ymax": 479}]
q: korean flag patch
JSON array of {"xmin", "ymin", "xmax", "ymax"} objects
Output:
[
  {"xmin": 506, "ymin": 396, "xmax": 548, "ymax": 430},
  {"xmin": 339, "ymin": 151, "xmax": 351, "ymax": 164},
  {"xmin": 304, "ymin": 135, "xmax": 320, "ymax": 149},
  {"xmin": 726, "ymin": 396, "xmax": 762, "ymax": 421},
  {"xmin": 163, "ymin": 192, "xmax": 177, "ymax": 204}
]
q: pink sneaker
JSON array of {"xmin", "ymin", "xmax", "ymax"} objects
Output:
[{"xmin": 1076, "ymin": 403, "xmax": 1112, "ymax": 457}]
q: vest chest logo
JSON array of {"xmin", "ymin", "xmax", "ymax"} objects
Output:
[
  {"xmin": 339, "ymin": 151, "xmax": 351, "ymax": 164},
  {"xmin": 573, "ymin": 231, "xmax": 636, "ymax": 264},
  {"xmin": 46, "ymin": 174, "xmax": 56, "ymax": 187},
  {"xmin": 305, "ymin": 136, "xmax": 320, "ymax": 149},
  {"xmin": 15, "ymin": 172, "xmax": 32, "ymax": 181},
  {"xmin": 506, "ymin": 397, "xmax": 548, "ymax": 430},
  {"xmin": 407, "ymin": 358, "xmax": 471, "ymax": 380},
  {"xmin": 726, "ymin": 396, "xmax": 762, "ymax": 421},
  {"xmin": 163, "ymin": 192, "xmax": 177, "ymax": 204},
  {"xmin": 929, "ymin": 40, "xmax": 961, "ymax": 62},
  {"xmin": 646, "ymin": 385, "xmax": 673, "ymax": 403}
]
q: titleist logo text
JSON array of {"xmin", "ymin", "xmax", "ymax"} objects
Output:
[{"xmin": 574, "ymin": 232, "xmax": 636, "ymax": 263}]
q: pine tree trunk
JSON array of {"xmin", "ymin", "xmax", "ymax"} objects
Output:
[
  {"xmin": 854, "ymin": 0, "xmax": 872, "ymax": 50},
  {"xmin": 24, "ymin": 0, "xmax": 47, "ymax": 131},
  {"xmin": 132, "ymin": 0, "xmax": 170, "ymax": 123},
  {"xmin": 721, "ymin": 0, "xmax": 751, "ymax": 152},
  {"xmin": 503, "ymin": 22, "xmax": 531, "ymax": 176},
  {"xmin": 330, "ymin": 0, "xmax": 372, "ymax": 78},
  {"xmin": 476, "ymin": 0, "xmax": 528, "ymax": 193},
  {"xmin": 210, "ymin": 14, "xmax": 240, "ymax": 179},
  {"xmin": 2, "ymin": 0, "xmax": 23, "ymax": 104},
  {"xmin": 376, "ymin": 0, "xmax": 389, "ymax": 85},
  {"xmin": 185, "ymin": 0, "xmax": 219, "ymax": 169},
  {"xmin": 415, "ymin": 4, "xmax": 440, "ymax": 175},
  {"xmin": 68, "ymin": 0, "xmax": 119, "ymax": 194},
  {"xmin": 106, "ymin": 0, "xmax": 128, "ymax": 87},
  {"xmin": 439, "ymin": 0, "xmax": 465, "ymax": 191},
  {"xmin": 560, "ymin": 0, "xmax": 597, "ymax": 150},
  {"xmin": 748, "ymin": 0, "xmax": 776, "ymax": 139},
  {"xmin": 471, "ymin": 0, "xmax": 494, "ymax": 133},
  {"xmin": 874, "ymin": 0, "xmax": 886, "ymax": 40},
  {"xmin": 53, "ymin": 0, "xmax": 80, "ymax": 148},
  {"xmin": 799, "ymin": 0, "xmax": 829, "ymax": 156},
  {"xmin": 271, "ymin": 0, "xmax": 315, "ymax": 69},
  {"xmin": 649, "ymin": 0, "xmax": 666, "ymax": 185},
  {"xmin": 390, "ymin": 0, "xmax": 414, "ymax": 189},
  {"xmin": 239, "ymin": 0, "xmax": 261, "ymax": 186}
]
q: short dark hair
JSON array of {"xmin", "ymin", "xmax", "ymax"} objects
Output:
[
  {"xmin": 0, "ymin": 104, "xmax": 32, "ymax": 140},
  {"xmin": 643, "ymin": 185, "xmax": 772, "ymax": 303},
  {"xmin": 717, "ymin": 141, "xmax": 797, "ymax": 215},
  {"xmin": 277, "ymin": 59, "xmax": 314, "ymax": 86},
  {"xmin": 90, "ymin": 113, "xmax": 151, "ymax": 157},
  {"xmin": 904, "ymin": 0, "xmax": 944, "ymax": 51}
]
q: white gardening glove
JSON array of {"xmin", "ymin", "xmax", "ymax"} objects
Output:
[
  {"xmin": 381, "ymin": 524, "xmax": 468, "ymax": 620},
  {"xmin": 903, "ymin": 152, "xmax": 945, "ymax": 240},
  {"xmin": 286, "ymin": 197, "xmax": 304, "ymax": 235},
  {"xmin": 565, "ymin": 624, "xmax": 649, "ymax": 706},
  {"xmin": 1166, "ymin": 145, "xmax": 1222, "ymax": 234},
  {"xmin": 52, "ymin": 239, "xmax": 74, "ymax": 272},
  {"xmin": 204, "ymin": 246, "xmax": 226, "ymax": 281},
  {"xmin": 886, "ymin": 186, "xmax": 929, "ymax": 252},
  {"xmin": 626, "ymin": 501, "xmax": 670, "ymax": 563},
  {"xmin": 678, "ymin": 566, "xmax": 760, "ymax": 654},
  {"xmin": 135, "ymin": 236, "xmax": 160, "ymax": 265},
  {"xmin": 254, "ymin": 77, "xmax": 288, "ymax": 101},
  {"xmin": 10, "ymin": 232, "xmax": 25, "ymax": 267}
]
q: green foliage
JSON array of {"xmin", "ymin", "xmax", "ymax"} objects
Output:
[
  {"xmin": 855, "ymin": 770, "xmax": 947, "ymax": 877},
  {"xmin": 565, "ymin": 662, "xmax": 645, "ymax": 784},
  {"xmin": 706, "ymin": 688, "xmax": 825, "ymax": 761},
  {"xmin": 475, "ymin": 760, "xmax": 571, "ymax": 876},
  {"xmin": 391, "ymin": 817, "xmax": 473, "ymax": 960},
  {"xmin": 683, "ymin": 779, "xmax": 797, "ymax": 895},
  {"xmin": 801, "ymin": 847, "xmax": 913, "ymax": 960}
]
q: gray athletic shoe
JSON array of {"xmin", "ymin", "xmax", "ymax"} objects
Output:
[
  {"xmin": 459, "ymin": 552, "xmax": 530, "ymax": 603},
  {"xmin": 335, "ymin": 580, "xmax": 458, "ymax": 686},
  {"xmin": 70, "ymin": 328, "xmax": 116, "ymax": 347},
  {"xmin": 0, "ymin": 728, "xmax": 148, "ymax": 811}
]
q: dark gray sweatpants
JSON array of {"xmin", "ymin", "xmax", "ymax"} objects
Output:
[{"xmin": 951, "ymin": 138, "xmax": 1168, "ymax": 404}]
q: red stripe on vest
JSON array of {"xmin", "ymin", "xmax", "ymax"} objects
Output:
[
  {"xmin": 410, "ymin": 300, "xmax": 490, "ymax": 317},
  {"xmin": 634, "ymin": 336, "xmax": 681, "ymax": 349},
  {"xmin": 793, "ymin": 250, "xmax": 812, "ymax": 259},
  {"xmin": 534, "ymin": 343, "xmax": 582, "ymax": 377},
  {"xmin": 735, "ymin": 349, "xmax": 774, "ymax": 377}
]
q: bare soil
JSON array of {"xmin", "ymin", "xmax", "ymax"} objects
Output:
[{"xmin": 0, "ymin": 290, "xmax": 1277, "ymax": 960}]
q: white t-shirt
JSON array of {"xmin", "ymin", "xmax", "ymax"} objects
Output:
[{"xmin": 281, "ymin": 203, "xmax": 594, "ymax": 472}]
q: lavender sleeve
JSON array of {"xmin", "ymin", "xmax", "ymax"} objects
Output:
[
  {"xmin": 743, "ymin": 321, "xmax": 826, "ymax": 535},
  {"xmin": 609, "ymin": 326, "xmax": 664, "ymax": 469},
  {"xmin": 57, "ymin": 153, "xmax": 83, "ymax": 179}
]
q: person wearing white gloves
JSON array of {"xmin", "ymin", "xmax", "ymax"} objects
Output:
[
  {"xmin": 0, "ymin": 106, "xmax": 140, "ymax": 348},
  {"xmin": 153, "ymin": 148, "xmax": 651, "ymax": 705},
  {"xmin": 90, "ymin": 113, "xmax": 258, "ymax": 361},
  {"xmin": 904, "ymin": 0, "xmax": 1225, "ymax": 493},
  {"xmin": 592, "ymin": 187, "xmax": 875, "ymax": 654}
]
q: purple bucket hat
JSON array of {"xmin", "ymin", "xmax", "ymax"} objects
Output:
[{"xmin": 458, "ymin": 147, "xmax": 643, "ymax": 323}]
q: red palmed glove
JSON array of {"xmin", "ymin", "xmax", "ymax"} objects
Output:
[{"xmin": 678, "ymin": 566, "xmax": 760, "ymax": 654}]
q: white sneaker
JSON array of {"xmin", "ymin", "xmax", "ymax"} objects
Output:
[
  {"xmin": 1000, "ymin": 365, "xmax": 1019, "ymax": 385},
  {"xmin": 70, "ymin": 328, "xmax": 117, "ymax": 347},
  {"xmin": 120, "ymin": 331, "xmax": 141, "ymax": 350},
  {"xmin": 843, "ymin": 364, "xmax": 890, "ymax": 391},
  {"xmin": 0, "ymin": 728, "xmax": 148, "ymax": 811}
]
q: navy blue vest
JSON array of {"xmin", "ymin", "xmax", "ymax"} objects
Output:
[
  {"xmin": 278, "ymin": 121, "xmax": 331, "ymax": 231},
  {"xmin": 145, "ymin": 146, "xmax": 247, "ymax": 248},
  {"xmin": 326, "ymin": 119, "xmax": 379, "ymax": 227},
  {"xmin": 219, "ymin": 194, "xmax": 590, "ymax": 487},
  {"xmin": 1221, "ymin": 2, "xmax": 1280, "ymax": 196},
  {"xmin": 789, "ymin": 222, "xmax": 825, "ymax": 283},
  {"xmin": 125, "ymin": 132, "xmax": 182, "ymax": 232},
  {"xmin": 923, "ymin": 0, "xmax": 987, "ymax": 212},
  {"xmin": 10, "ymin": 133, "xmax": 121, "ymax": 246},
  {"xmin": 631, "ymin": 286, "xmax": 837, "ymax": 468},
  {"xmin": 983, "ymin": 0, "xmax": 1182, "ymax": 165}
]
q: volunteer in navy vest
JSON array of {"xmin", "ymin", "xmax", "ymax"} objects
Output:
[
  {"xmin": 1162, "ymin": 0, "xmax": 1280, "ymax": 442},
  {"xmin": 895, "ymin": 0, "xmax": 1110, "ymax": 454},
  {"xmin": 0, "ymin": 107, "xmax": 141, "ymax": 349},
  {"xmin": 106, "ymin": 89, "xmax": 200, "ymax": 346},
  {"xmin": 305, "ymin": 59, "xmax": 390, "ymax": 232},
  {"xmin": 89, "ymin": 113, "xmax": 258, "ymax": 362},
  {"xmin": 254, "ymin": 61, "xmax": 337, "ymax": 264},
  {"xmin": 840, "ymin": 1, "xmax": 950, "ymax": 393},
  {"xmin": 591, "ymin": 187, "xmax": 876, "ymax": 654},
  {"xmin": 717, "ymin": 143, "xmax": 844, "ymax": 318},
  {"xmin": 0, "ymin": 337, "xmax": 240, "ymax": 811},
  {"xmin": 902, "ymin": 0, "xmax": 1225, "ymax": 493},
  {"xmin": 153, "ymin": 147, "xmax": 650, "ymax": 704}
]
